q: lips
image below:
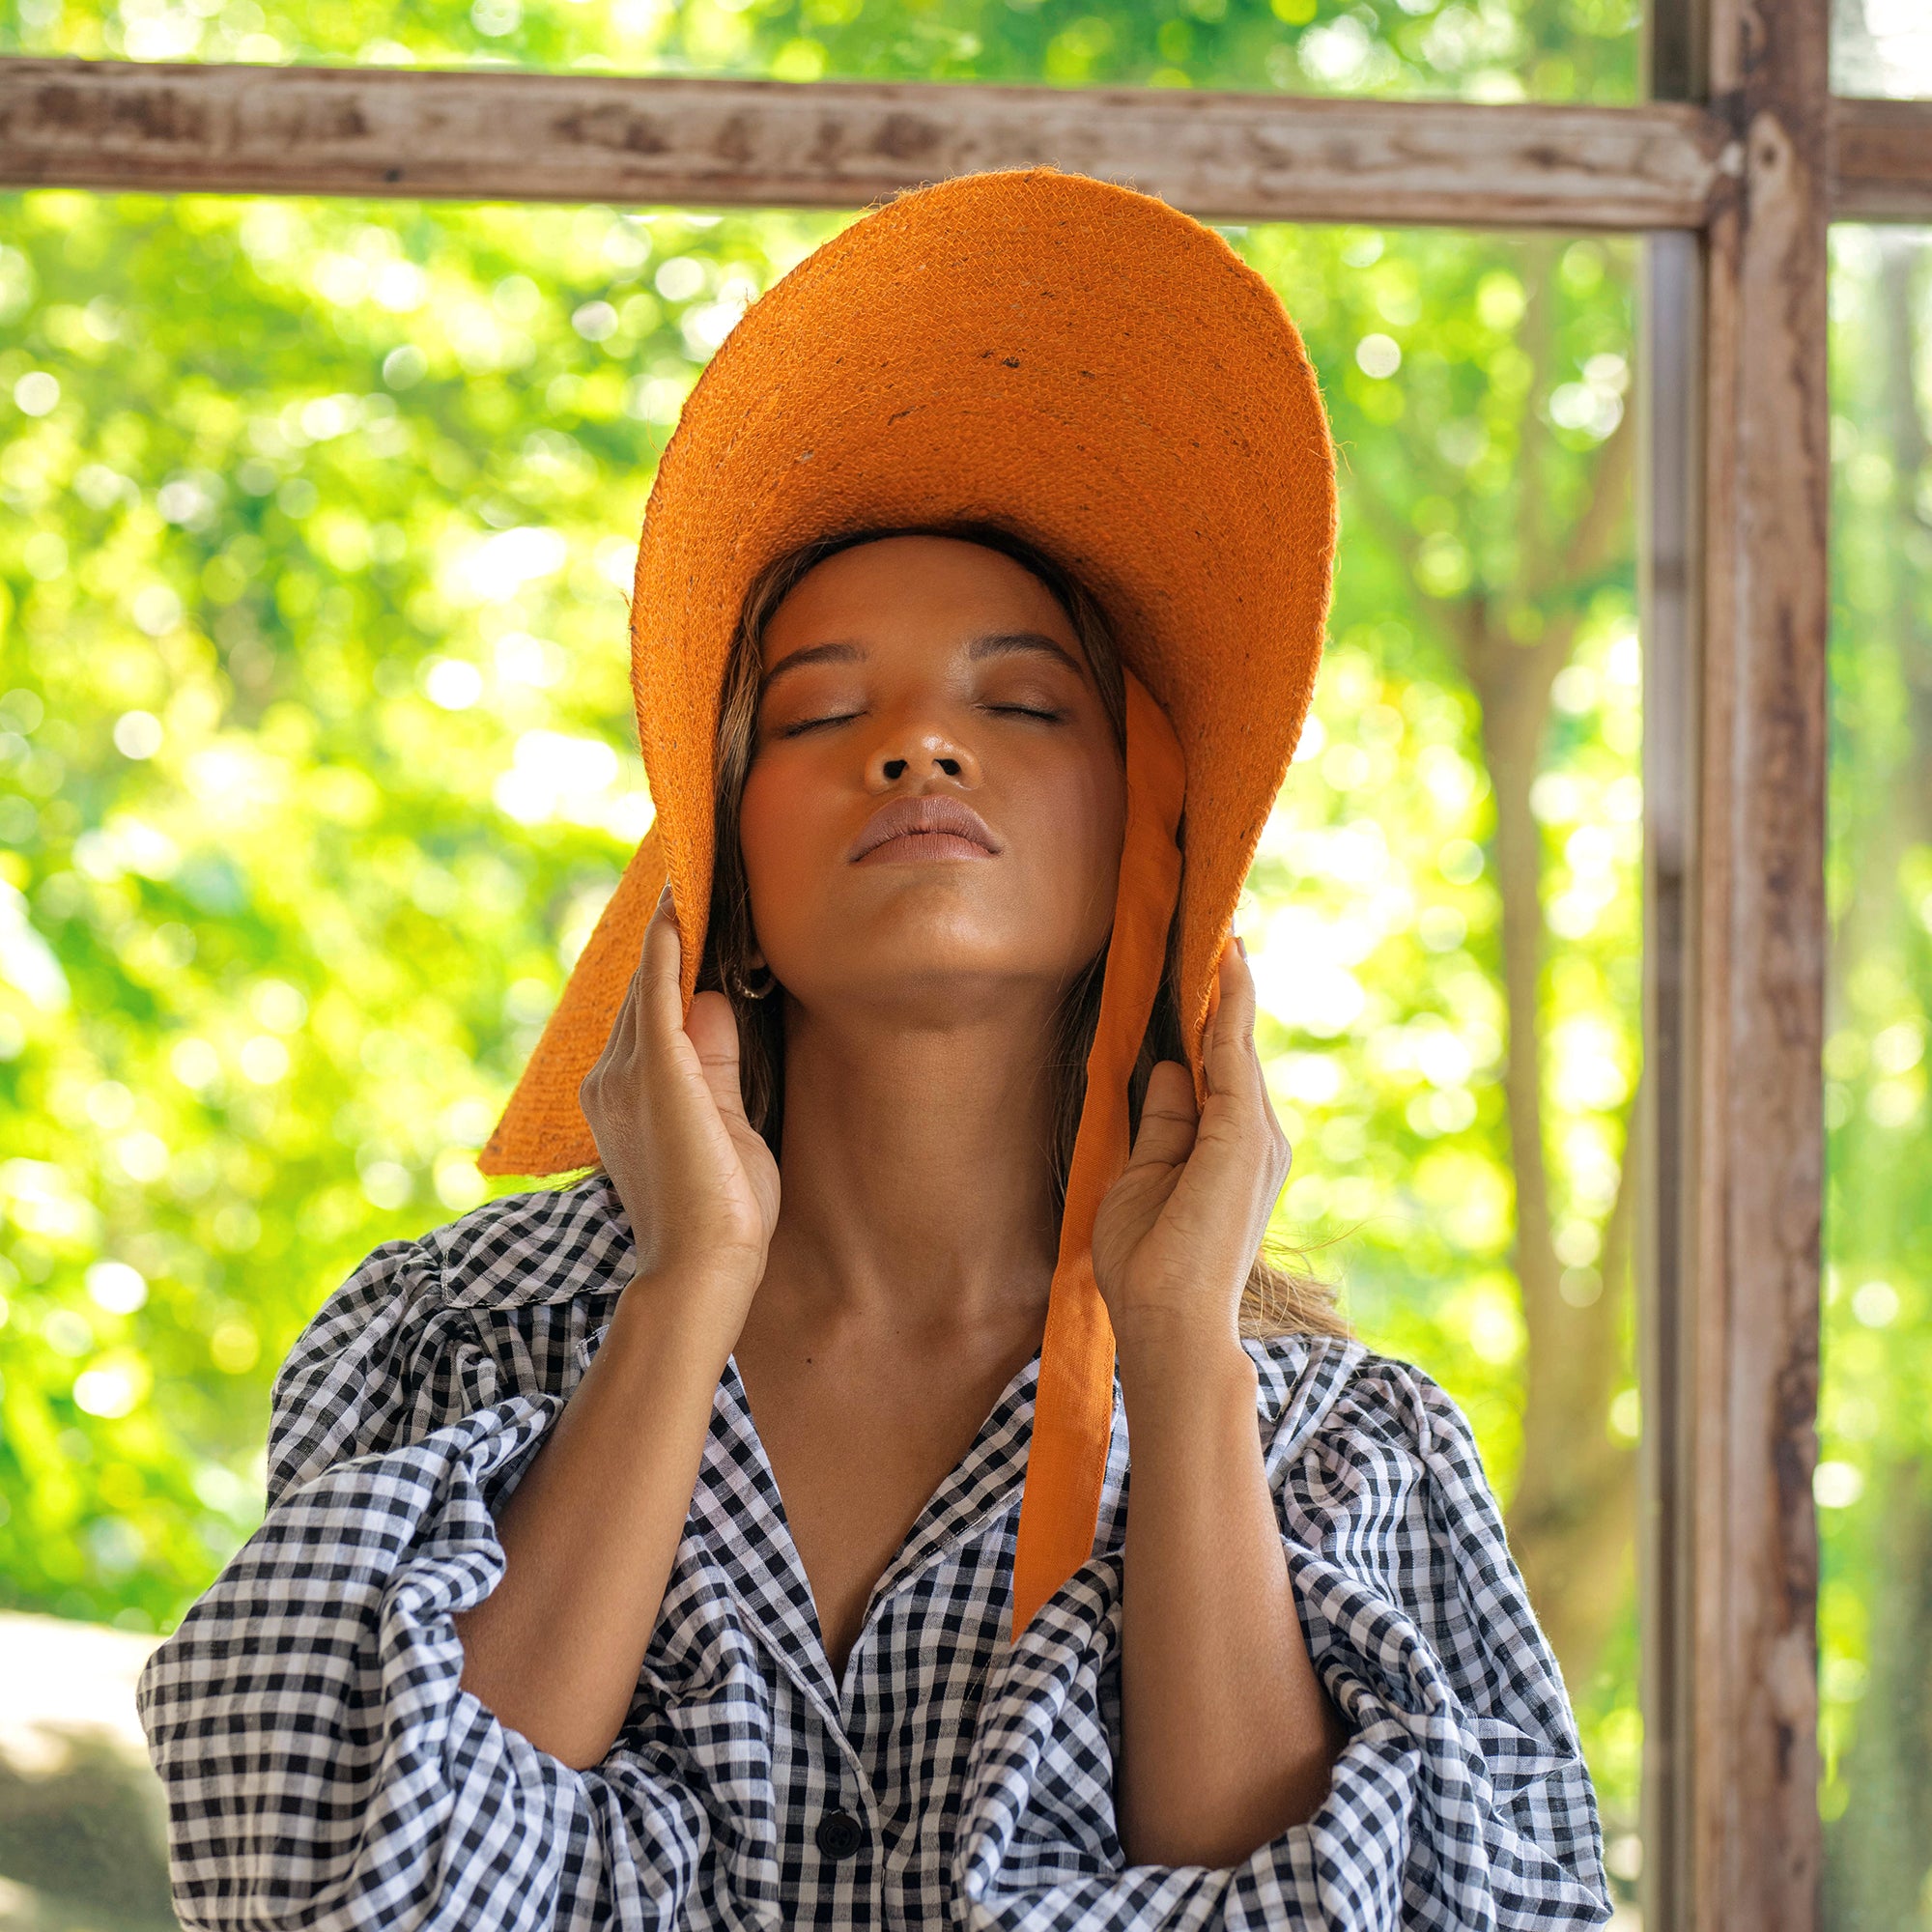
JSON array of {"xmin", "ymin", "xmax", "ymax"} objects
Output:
[{"xmin": 847, "ymin": 794, "xmax": 1002, "ymax": 863}]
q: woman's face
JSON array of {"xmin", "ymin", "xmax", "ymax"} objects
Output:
[{"xmin": 739, "ymin": 534, "xmax": 1126, "ymax": 1025}]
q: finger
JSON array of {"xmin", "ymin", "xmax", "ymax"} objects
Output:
[
  {"xmin": 639, "ymin": 882, "xmax": 687, "ymax": 1045},
  {"xmin": 685, "ymin": 990, "xmax": 752, "ymax": 1126},
  {"xmin": 1211, "ymin": 938, "xmax": 1293, "ymax": 1182},
  {"xmin": 1203, "ymin": 935, "xmax": 1264, "ymax": 1108},
  {"xmin": 600, "ymin": 891, "xmax": 667, "ymax": 1070},
  {"xmin": 1122, "ymin": 1060, "xmax": 1199, "ymax": 1174},
  {"xmin": 589, "ymin": 914, "xmax": 648, "ymax": 1075}
]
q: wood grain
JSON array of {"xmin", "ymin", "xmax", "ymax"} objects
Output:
[
  {"xmin": 1690, "ymin": 0, "xmax": 1830, "ymax": 1924},
  {"xmin": 1833, "ymin": 95, "xmax": 1932, "ymax": 222},
  {"xmin": 0, "ymin": 56, "xmax": 1738, "ymax": 228}
]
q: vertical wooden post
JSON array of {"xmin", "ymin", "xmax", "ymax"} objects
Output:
[
  {"xmin": 1639, "ymin": 6, "xmax": 1706, "ymax": 1923},
  {"xmin": 1688, "ymin": 0, "xmax": 1831, "ymax": 1920},
  {"xmin": 1637, "ymin": 216, "xmax": 1702, "ymax": 1932}
]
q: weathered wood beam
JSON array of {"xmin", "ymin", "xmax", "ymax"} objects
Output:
[
  {"xmin": 1833, "ymin": 96, "xmax": 1932, "ymax": 223},
  {"xmin": 1636, "ymin": 225, "xmax": 1700, "ymax": 1932},
  {"xmin": 1635, "ymin": 14, "xmax": 1706, "ymax": 1918},
  {"xmin": 0, "ymin": 55, "xmax": 1736, "ymax": 229},
  {"xmin": 1689, "ymin": 0, "xmax": 1830, "ymax": 1922}
]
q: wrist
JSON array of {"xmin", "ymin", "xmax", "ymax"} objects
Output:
[
  {"xmin": 1113, "ymin": 1311, "xmax": 1254, "ymax": 1406},
  {"xmin": 614, "ymin": 1263, "xmax": 757, "ymax": 1366}
]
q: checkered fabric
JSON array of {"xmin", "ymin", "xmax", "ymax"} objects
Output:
[{"xmin": 136, "ymin": 1175, "xmax": 1611, "ymax": 1930}]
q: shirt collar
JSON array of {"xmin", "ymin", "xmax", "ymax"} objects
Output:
[{"xmin": 685, "ymin": 1346, "xmax": 1048, "ymax": 1716}]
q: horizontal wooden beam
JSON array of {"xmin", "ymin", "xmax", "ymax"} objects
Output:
[
  {"xmin": 1832, "ymin": 96, "xmax": 1932, "ymax": 223},
  {"xmin": 0, "ymin": 55, "xmax": 1739, "ymax": 229}
]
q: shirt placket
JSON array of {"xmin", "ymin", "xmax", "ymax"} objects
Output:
[
  {"xmin": 685, "ymin": 1359, "xmax": 898, "ymax": 1925},
  {"xmin": 835, "ymin": 1355, "xmax": 1084, "ymax": 1930}
]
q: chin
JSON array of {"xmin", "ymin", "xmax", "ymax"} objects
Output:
[{"xmin": 770, "ymin": 927, "xmax": 1071, "ymax": 1024}]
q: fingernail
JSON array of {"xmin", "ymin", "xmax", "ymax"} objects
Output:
[{"xmin": 1235, "ymin": 932, "xmax": 1247, "ymax": 959}]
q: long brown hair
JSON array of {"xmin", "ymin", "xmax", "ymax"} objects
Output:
[{"xmin": 696, "ymin": 521, "xmax": 1346, "ymax": 1343}]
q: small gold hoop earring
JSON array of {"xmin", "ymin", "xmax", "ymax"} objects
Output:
[{"xmin": 729, "ymin": 960, "xmax": 777, "ymax": 1002}]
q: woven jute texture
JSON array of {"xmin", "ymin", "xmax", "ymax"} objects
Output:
[
  {"xmin": 482, "ymin": 166, "xmax": 1335, "ymax": 1176},
  {"xmin": 475, "ymin": 164, "xmax": 1337, "ymax": 1630}
]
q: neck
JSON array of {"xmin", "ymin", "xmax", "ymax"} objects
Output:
[{"xmin": 759, "ymin": 988, "xmax": 1067, "ymax": 1340}]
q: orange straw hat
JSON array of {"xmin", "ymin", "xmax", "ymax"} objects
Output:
[{"xmin": 479, "ymin": 166, "xmax": 1337, "ymax": 1638}]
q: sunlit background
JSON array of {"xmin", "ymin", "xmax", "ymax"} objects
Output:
[{"xmin": 0, "ymin": 0, "xmax": 1921, "ymax": 1926}]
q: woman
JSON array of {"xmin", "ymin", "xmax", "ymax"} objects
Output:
[{"xmin": 137, "ymin": 169, "xmax": 1610, "ymax": 1928}]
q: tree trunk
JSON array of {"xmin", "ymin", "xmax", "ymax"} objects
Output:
[
  {"xmin": 1448, "ymin": 235, "xmax": 1637, "ymax": 1693},
  {"xmin": 1467, "ymin": 607, "xmax": 1637, "ymax": 1690},
  {"xmin": 1350, "ymin": 234, "xmax": 1642, "ymax": 1694}
]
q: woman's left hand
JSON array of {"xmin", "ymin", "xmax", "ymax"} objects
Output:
[{"xmin": 1093, "ymin": 934, "xmax": 1291, "ymax": 1367}]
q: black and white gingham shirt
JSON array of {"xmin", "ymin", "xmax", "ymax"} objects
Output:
[{"xmin": 136, "ymin": 1175, "xmax": 1611, "ymax": 1929}]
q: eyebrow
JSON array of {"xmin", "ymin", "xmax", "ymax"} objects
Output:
[
  {"xmin": 969, "ymin": 631, "xmax": 1088, "ymax": 678},
  {"xmin": 758, "ymin": 630, "xmax": 1087, "ymax": 698},
  {"xmin": 757, "ymin": 639, "xmax": 863, "ymax": 698}
]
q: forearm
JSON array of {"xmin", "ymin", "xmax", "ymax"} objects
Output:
[
  {"xmin": 452, "ymin": 1272, "xmax": 733, "ymax": 1771},
  {"xmin": 1115, "ymin": 1329, "xmax": 1344, "ymax": 1867}
]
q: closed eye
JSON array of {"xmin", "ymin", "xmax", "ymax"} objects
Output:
[{"xmin": 776, "ymin": 701, "xmax": 1066, "ymax": 739}]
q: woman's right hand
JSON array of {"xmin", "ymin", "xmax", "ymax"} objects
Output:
[{"xmin": 579, "ymin": 883, "xmax": 781, "ymax": 1344}]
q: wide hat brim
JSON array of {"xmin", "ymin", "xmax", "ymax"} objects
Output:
[
  {"xmin": 482, "ymin": 166, "xmax": 1337, "ymax": 1179},
  {"xmin": 477, "ymin": 166, "xmax": 1335, "ymax": 1635}
]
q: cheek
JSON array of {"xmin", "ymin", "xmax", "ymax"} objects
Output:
[
  {"xmin": 737, "ymin": 756, "xmax": 818, "ymax": 923},
  {"xmin": 1014, "ymin": 746, "xmax": 1127, "ymax": 924},
  {"xmin": 736, "ymin": 749, "xmax": 864, "ymax": 962},
  {"xmin": 736, "ymin": 761, "xmax": 784, "ymax": 878}
]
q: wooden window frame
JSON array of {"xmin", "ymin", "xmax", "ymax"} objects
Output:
[{"xmin": 4, "ymin": 10, "xmax": 1924, "ymax": 1923}]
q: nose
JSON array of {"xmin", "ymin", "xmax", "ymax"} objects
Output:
[{"xmin": 864, "ymin": 726, "xmax": 982, "ymax": 792}]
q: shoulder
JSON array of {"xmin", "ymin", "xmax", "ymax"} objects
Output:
[
  {"xmin": 1245, "ymin": 1333, "xmax": 1567, "ymax": 1690},
  {"xmin": 414, "ymin": 1170, "xmax": 633, "ymax": 1313},
  {"xmin": 265, "ymin": 1175, "xmax": 630, "ymax": 1504},
  {"xmin": 1243, "ymin": 1330, "xmax": 1488, "ymax": 1471},
  {"xmin": 1242, "ymin": 1332, "xmax": 1509, "ymax": 1551},
  {"xmin": 285, "ymin": 1171, "xmax": 628, "ymax": 1357},
  {"xmin": 1247, "ymin": 1336, "xmax": 1558, "ymax": 1687}
]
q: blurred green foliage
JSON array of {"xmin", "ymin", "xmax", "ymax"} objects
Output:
[
  {"xmin": 6, "ymin": 0, "xmax": 1638, "ymax": 100},
  {"xmin": 0, "ymin": 0, "xmax": 1649, "ymax": 1902},
  {"xmin": 0, "ymin": 180, "xmax": 1643, "ymax": 1867},
  {"xmin": 0, "ymin": 187, "xmax": 843, "ymax": 1618},
  {"xmin": 1819, "ymin": 223, "xmax": 1932, "ymax": 1922}
]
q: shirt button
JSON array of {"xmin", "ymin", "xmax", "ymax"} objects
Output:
[{"xmin": 814, "ymin": 1809, "xmax": 865, "ymax": 1861}]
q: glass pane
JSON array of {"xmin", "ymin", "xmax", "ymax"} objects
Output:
[
  {"xmin": 2, "ymin": 0, "xmax": 1638, "ymax": 103},
  {"xmin": 1822, "ymin": 222, "xmax": 1932, "ymax": 1919},
  {"xmin": 1833, "ymin": 0, "xmax": 1932, "ymax": 100},
  {"xmin": 0, "ymin": 189, "xmax": 1636, "ymax": 1921}
]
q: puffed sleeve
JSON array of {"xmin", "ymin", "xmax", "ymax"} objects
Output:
[
  {"xmin": 134, "ymin": 1234, "xmax": 709, "ymax": 1932},
  {"xmin": 1265, "ymin": 1350, "xmax": 1610, "ymax": 1925},
  {"xmin": 956, "ymin": 1344, "xmax": 1612, "ymax": 1930}
]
